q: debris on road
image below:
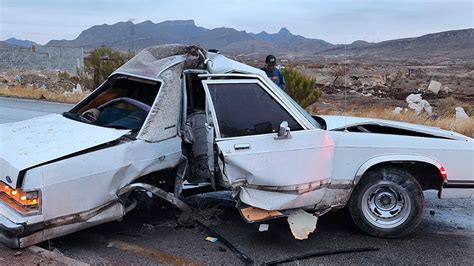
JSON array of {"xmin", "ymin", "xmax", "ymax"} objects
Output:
[
  {"xmin": 196, "ymin": 221, "xmax": 254, "ymax": 264},
  {"xmin": 259, "ymin": 224, "xmax": 270, "ymax": 232},
  {"xmin": 287, "ymin": 210, "xmax": 318, "ymax": 240},
  {"xmin": 205, "ymin": 237, "xmax": 218, "ymax": 243}
]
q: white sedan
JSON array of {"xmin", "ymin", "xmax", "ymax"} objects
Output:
[{"xmin": 0, "ymin": 45, "xmax": 472, "ymax": 248}]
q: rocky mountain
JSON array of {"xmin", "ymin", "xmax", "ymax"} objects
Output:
[
  {"xmin": 44, "ymin": 20, "xmax": 472, "ymax": 59},
  {"xmin": 4, "ymin": 38, "xmax": 40, "ymax": 48},
  {"xmin": 317, "ymin": 29, "xmax": 474, "ymax": 59},
  {"xmin": 45, "ymin": 20, "xmax": 333, "ymax": 56},
  {"xmin": 0, "ymin": 41, "xmax": 21, "ymax": 48}
]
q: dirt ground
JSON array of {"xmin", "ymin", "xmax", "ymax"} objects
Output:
[{"xmin": 294, "ymin": 57, "xmax": 474, "ymax": 115}]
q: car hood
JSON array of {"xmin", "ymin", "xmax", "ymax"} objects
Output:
[
  {"xmin": 0, "ymin": 114, "xmax": 130, "ymax": 187},
  {"xmin": 319, "ymin": 115, "xmax": 471, "ymax": 141}
]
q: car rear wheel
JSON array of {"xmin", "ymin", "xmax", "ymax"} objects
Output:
[{"xmin": 349, "ymin": 167, "xmax": 424, "ymax": 238}]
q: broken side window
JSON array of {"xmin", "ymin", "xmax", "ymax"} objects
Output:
[{"xmin": 66, "ymin": 75, "xmax": 161, "ymax": 132}]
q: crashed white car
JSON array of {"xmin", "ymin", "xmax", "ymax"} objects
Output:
[{"xmin": 1, "ymin": 45, "xmax": 473, "ymax": 248}]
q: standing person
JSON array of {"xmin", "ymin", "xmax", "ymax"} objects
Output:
[{"xmin": 261, "ymin": 55, "xmax": 285, "ymax": 90}]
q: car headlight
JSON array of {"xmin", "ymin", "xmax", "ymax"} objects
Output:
[{"xmin": 0, "ymin": 181, "xmax": 41, "ymax": 215}]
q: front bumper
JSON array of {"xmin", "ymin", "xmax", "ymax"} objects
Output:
[
  {"xmin": 0, "ymin": 215, "xmax": 36, "ymax": 248},
  {"xmin": 0, "ymin": 201, "xmax": 125, "ymax": 249}
]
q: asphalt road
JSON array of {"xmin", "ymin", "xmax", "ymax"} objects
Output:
[
  {"xmin": 0, "ymin": 97, "xmax": 73, "ymax": 124},
  {"xmin": 0, "ymin": 96, "xmax": 473, "ymax": 264}
]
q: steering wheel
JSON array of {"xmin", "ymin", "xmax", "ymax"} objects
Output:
[{"xmin": 97, "ymin": 97, "xmax": 151, "ymax": 112}]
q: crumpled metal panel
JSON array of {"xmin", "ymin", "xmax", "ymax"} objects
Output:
[
  {"xmin": 0, "ymin": 114, "xmax": 130, "ymax": 187},
  {"xmin": 239, "ymin": 187, "xmax": 327, "ymax": 211},
  {"xmin": 113, "ymin": 44, "xmax": 205, "ymax": 79},
  {"xmin": 138, "ymin": 63, "xmax": 184, "ymax": 142},
  {"xmin": 206, "ymin": 52, "xmax": 265, "ymax": 75}
]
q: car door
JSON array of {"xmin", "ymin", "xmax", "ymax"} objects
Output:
[{"xmin": 201, "ymin": 78, "xmax": 335, "ymax": 210}]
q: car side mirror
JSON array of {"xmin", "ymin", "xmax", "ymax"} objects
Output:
[{"xmin": 275, "ymin": 121, "xmax": 291, "ymax": 140}]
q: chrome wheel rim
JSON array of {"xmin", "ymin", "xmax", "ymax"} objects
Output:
[{"xmin": 361, "ymin": 181, "xmax": 411, "ymax": 229}]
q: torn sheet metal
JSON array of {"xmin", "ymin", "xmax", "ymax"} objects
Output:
[
  {"xmin": 239, "ymin": 187, "xmax": 327, "ymax": 211},
  {"xmin": 287, "ymin": 209, "xmax": 318, "ymax": 240},
  {"xmin": 139, "ymin": 63, "xmax": 184, "ymax": 142},
  {"xmin": 239, "ymin": 206, "xmax": 283, "ymax": 223},
  {"xmin": 0, "ymin": 114, "xmax": 130, "ymax": 187},
  {"xmin": 113, "ymin": 44, "xmax": 205, "ymax": 79}
]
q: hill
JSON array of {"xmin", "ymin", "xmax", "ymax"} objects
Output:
[
  {"xmin": 4, "ymin": 38, "xmax": 40, "ymax": 48},
  {"xmin": 317, "ymin": 29, "xmax": 474, "ymax": 59},
  {"xmin": 45, "ymin": 20, "xmax": 333, "ymax": 56}
]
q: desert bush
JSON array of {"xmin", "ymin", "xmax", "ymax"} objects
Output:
[
  {"xmin": 77, "ymin": 47, "xmax": 134, "ymax": 90},
  {"xmin": 58, "ymin": 71, "xmax": 79, "ymax": 84},
  {"xmin": 281, "ymin": 67, "xmax": 321, "ymax": 108}
]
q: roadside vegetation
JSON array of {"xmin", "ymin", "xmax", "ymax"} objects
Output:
[
  {"xmin": 281, "ymin": 67, "xmax": 321, "ymax": 108},
  {"xmin": 0, "ymin": 86, "xmax": 88, "ymax": 103},
  {"xmin": 78, "ymin": 46, "xmax": 135, "ymax": 90}
]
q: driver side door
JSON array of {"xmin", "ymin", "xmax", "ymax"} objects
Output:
[{"xmin": 202, "ymin": 79, "xmax": 335, "ymax": 210}]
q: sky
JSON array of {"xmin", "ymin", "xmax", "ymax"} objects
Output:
[{"xmin": 0, "ymin": 0, "xmax": 472, "ymax": 45}]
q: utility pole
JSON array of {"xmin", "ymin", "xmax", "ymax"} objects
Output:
[{"xmin": 129, "ymin": 18, "xmax": 137, "ymax": 52}]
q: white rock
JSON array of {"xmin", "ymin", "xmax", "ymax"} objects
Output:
[
  {"xmin": 421, "ymin": 100, "xmax": 433, "ymax": 116},
  {"xmin": 443, "ymin": 86, "xmax": 452, "ymax": 93},
  {"xmin": 455, "ymin": 107, "xmax": 469, "ymax": 119},
  {"xmin": 406, "ymin": 93, "xmax": 432, "ymax": 116},
  {"xmin": 427, "ymin": 80, "xmax": 442, "ymax": 94},
  {"xmin": 72, "ymin": 84, "xmax": 82, "ymax": 94},
  {"xmin": 393, "ymin": 107, "xmax": 402, "ymax": 114},
  {"xmin": 406, "ymin": 93, "xmax": 422, "ymax": 104}
]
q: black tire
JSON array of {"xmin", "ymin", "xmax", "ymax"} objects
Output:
[{"xmin": 348, "ymin": 167, "xmax": 424, "ymax": 238}]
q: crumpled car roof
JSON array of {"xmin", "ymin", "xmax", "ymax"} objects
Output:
[
  {"xmin": 112, "ymin": 44, "xmax": 267, "ymax": 79},
  {"xmin": 113, "ymin": 44, "xmax": 206, "ymax": 79}
]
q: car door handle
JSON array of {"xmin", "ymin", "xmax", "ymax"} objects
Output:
[{"xmin": 234, "ymin": 143, "xmax": 251, "ymax": 150}]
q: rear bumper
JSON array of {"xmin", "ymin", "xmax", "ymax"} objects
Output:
[
  {"xmin": 440, "ymin": 181, "xmax": 474, "ymax": 199},
  {"xmin": 443, "ymin": 181, "xmax": 474, "ymax": 189}
]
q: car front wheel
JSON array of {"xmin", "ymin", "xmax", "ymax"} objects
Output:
[{"xmin": 348, "ymin": 167, "xmax": 424, "ymax": 238}]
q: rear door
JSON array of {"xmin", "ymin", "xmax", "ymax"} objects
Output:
[{"xmin": 201, "ymin": 79, "xmax": 335, "ymax": 209}]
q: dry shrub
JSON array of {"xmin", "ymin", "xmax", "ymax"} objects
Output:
[
  {"xmin": 318, "ymin": 107, "xmax": 473, "ymax": 137},
  {"xmin": 0, "ymin": 86, "xmax": 88, "ymax": 104},
  {"xmin": 437, "ymin": 96, "xmax": 458, "ymax": 117}
]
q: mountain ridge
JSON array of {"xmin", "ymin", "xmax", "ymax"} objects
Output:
[{"xmin": 6, "ymin": 20, "xmax": 470, "ymax": 59}]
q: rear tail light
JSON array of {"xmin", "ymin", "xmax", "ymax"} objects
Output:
[
  {"xmin": 0, "ymin": 182, "xmax": 40, "ymax": 214},
  {"xmin": 439, "ymin": 166, "xmax": 448, "ymax": 181}
]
